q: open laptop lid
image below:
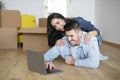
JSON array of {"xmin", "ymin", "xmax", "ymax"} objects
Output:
[
  {"xmin": 26, "ymin": 50, "xmax": 63, "ymax": 75},
  {"xmin": 26, "ymin": 50, "xmax": 47, "ymax": 75}
]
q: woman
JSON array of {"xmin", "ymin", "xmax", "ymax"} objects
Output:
[{"xmin": 47, "ymin": 13, "xmax": 102, "ymax": 47}]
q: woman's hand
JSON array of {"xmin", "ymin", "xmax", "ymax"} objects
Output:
[
  {"xmin": 84, "ymin": 30, "xmax": 98, "ymax": 43},
  {"xmin": 56, "ymin": 39, "xmax": 64, "ymax": 46}
]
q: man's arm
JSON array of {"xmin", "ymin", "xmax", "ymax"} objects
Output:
[
  {"xmin": 44, "ymin": 45, "xmax": 61, "ymax": 69},
  {"xmin": 74, "ymin": 37, "xmax": 100, "ymax": 69},
  {"xmin": 44, "ymin": 45, "xmax": 60, "ymax": 61}
]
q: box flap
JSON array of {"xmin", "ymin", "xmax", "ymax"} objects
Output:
[{"xmin": 19, "ymin": 28, "xmax": 47, "ymax": 34}]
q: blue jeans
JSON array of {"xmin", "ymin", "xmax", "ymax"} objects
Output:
[{"xmin": 97, "ymin": 33, "xmax": 102, "ymax": 46}]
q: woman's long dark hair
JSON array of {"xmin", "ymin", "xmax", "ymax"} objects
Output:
[{"xmin": 47, "ymin": 13, "xmax": 67, "ymax": 47}]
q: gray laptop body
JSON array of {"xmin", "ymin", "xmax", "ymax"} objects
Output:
[{"xmin": 26, "ymin": 50, "xmax": 62, "ymax": 75}]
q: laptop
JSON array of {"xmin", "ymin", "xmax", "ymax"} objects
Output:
[{"xmin": 26, "ymin": 50, "xmax": 62, "ymax": 75}]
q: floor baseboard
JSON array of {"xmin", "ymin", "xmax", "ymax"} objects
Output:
[{"xmin": 102, "ymin": 41, "xmax": 120, "ymax": 48}]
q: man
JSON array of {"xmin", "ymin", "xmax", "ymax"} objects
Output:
[{"xmin": 44, "ymin": 20, "xmax": 108, "ymax": 69}]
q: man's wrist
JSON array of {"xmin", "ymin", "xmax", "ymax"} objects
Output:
[{"xmin": 45, "ymin": 61, "xmax": 53, "ymax": 64}]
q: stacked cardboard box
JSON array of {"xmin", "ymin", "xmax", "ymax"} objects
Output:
[
  {"xmin": 0, "ymin": 10, "xmax": 21, "ymax": 28},
  {"xmin": 0, "ymin": 10, "xmax": 49, "ymax": 51},
  {"xmin": 39, "ymin": 18, "xmax": 47, "ymax": 27},
  {"xmin": 0, "ymin": 28, "xmax": 17, "ymax": 49},
  {"xmin": 17, "ymin": 17, "xmax": 50, "ymax": 52},
  {"xmin": 18, "ymin": 14, "xmax": 36, "ymax": 47},
  {"xmin": 0, "ymin": 10, "xmax": 21, "ymax": 49},
  {"xmin": 19, "ymin": 27, "xmax": 50, "ymax": 52}
]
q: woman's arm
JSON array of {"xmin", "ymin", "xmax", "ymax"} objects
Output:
[
  {"xmin": 74, "ymin": 17, "xmax": 102, "ymax": 44},
  {"xmin": 74, "ymin": 17, "xmax": 100, "ymax": 35},
  {"xmin": 84, "ymin": 30, "xmax": 98, "ymax": 43}
]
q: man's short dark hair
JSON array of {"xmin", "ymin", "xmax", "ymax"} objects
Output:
[{"xmin": 64, "ymin": 20, "xmax": 81, "ymax": 31}]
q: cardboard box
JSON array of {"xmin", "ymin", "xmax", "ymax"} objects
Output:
[
  {"xmin": 0, "ymin": 10, "xmax": 21, "ymax": 28},
  {"xmin": 19, "ymin": 27, "xmax": 50, "ymax": 52},
  {"xmin": 39, "ymin": 18, "xmax": 47, "ymax": 27},
  {"xmin": 0, "ymin": 28, "xmax": 17, "ymax": 49}
]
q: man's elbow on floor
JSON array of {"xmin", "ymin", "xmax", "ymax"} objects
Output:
[
  {"xmin": 90, "ymin": 63, "xmax": 100, "ymax": 69},
  {"xmin": 74, "ymin": 61, "xmax": 100, "ymax": 69}
]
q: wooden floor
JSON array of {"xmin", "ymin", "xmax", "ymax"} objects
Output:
[{"xmin": 0, "ymin": 42, "xmax": 120, "ymax": 80}]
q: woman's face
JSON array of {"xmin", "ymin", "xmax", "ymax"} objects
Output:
[{"xmin": 51, "ymin": 18, "xmax": 65, "ymax": 31}]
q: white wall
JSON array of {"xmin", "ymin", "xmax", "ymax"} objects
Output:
[
  {"xmin": 2, "ymin": 0, "xmax": 95, "ymax": 27},
  {"xmin": 2, "ymin": 0, "xmax": 44, "ymax": 26},
  {"xmin": 2, "ymin": 0, "xmax": 120, "ymax": 44},
  {"xmin": 70, "ymin": 0, "xmax": 95, "ymax": 24},
  {"xmin": 95, "ymin": 0, "xmax": 120, "ymax": 44}
]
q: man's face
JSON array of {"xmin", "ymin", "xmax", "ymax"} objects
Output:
[{"xmin": 65, "ymin": 29, "xmax": 82, "ymax": 46}]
